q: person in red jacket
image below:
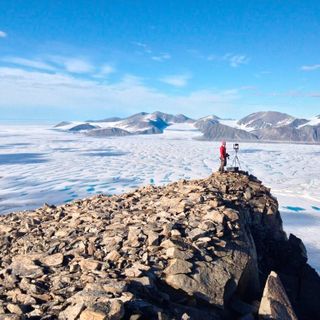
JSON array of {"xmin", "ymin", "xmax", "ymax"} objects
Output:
[{"xmin": 219, "ymin": 140, "xmax": 229, "ymax": 172}]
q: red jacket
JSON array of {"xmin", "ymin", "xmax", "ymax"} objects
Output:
[{"xmin": 220, "ymin": 145, "xmax": 227, "ymax": 159}]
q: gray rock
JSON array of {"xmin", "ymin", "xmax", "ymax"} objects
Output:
[
  {"xmin": 259, "ymin": 271, "xmax": 297, "ymax": 320},
  {"xmin": 164, "ymin": 259, "xmax": 193, "ymax": 275},
  {"xmin": 10, "ymin": 255, "xmax": 44, "ymax": 278}
]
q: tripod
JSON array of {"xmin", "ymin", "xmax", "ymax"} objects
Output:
[{"xmin": 231, "ymin": 149, "xmax": 241, "ymax": 170}]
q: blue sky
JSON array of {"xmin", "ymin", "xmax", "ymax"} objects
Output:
[{"xmin": 0, "ymin": 0, "xmax": 320, "ymax": 121}]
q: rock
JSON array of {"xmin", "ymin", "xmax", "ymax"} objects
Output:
[
  {"xmin": 165, "ymin": 247, "xmax": 193, "ymax": 260},
  {"xmin": 79, "ymin": 299, "xmax": 124, "ymax": 320},
  {"xmin": 41, "ymin": 252, "xmax": 64, "ymax": 267},
  {"xmin": 127, "ymin": 227, "xmax": 141, "ymax": 244},
  {"xmin": 188, "ymin": 228, "xmax": 206, "ymax": 241},
  {"xmin": 160, "ymin": 239, "xmax": 176, "ymax": 249},
  {"xmin": 224, "ymin": 209, "xmax": 239, "ymax": 222},
  {"xmin": 125, "ymin": 261, "xmax": 150, "ymax": 278},
  {"xmin": 0, "ymin": 224, "xmax": 13, "ymax": 234},
  {"xmin": 204, "ymin": 210, "xmax": 224, "ymax": 224},
  {"xmin": 108, "ymin": 299, "xmax": 125, "ymax": 319},
  {"xmin": 106, "ymin": 250, "xmax": 121, "ymax": 262},
  {"xmin": 164, "ymin": 259, "xmax": 193, "ymax": 275},
  {"xmin": 6, "ymin": 303, "xmax": 23, "ymax": 315},
  {"xmin": 165, "ymin": 273, "xmax": 198, "ymax": 296},
  {"xmin": 145, "ymin": 230, "xmax": 159, "ymax": 246},
  {"xmin": 244, "ymin": 188, "xmax": 252, "ymax": 200},
  {"xmin": 125, "ymin": 267, "xmax": 142, "ymax": 278},
  {"xmin": 0, "ymin": 171, "xmax": 319, "ymax": 319},
  {"xmin": 10, "ymin": 255, "xmax": 44, "ymax": 278},
  {"xmin": 0, "ymin": 316, "xmax": 21, "ymax": 320},
  {"xmin": 170, "ymin": 229, "xmax": 181, "ymax": 237},
  {"xmin": 79, "ymin": 259, "xmax": 102, "ymax": 271},
  {"xmin": 80, "ymin": 309, "xmax": 107, "ymax": 320},
  {"xmin": 59, "ymin": 303, "xmax": 85, "ymax": 320},
  {"xmin": 259, "ymin": 271, "xmax": 297, "ymax": 320}
]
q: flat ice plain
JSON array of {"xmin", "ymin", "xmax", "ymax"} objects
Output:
[{"xmin": 0, "ymin": 123, "xmax": 319, "ymax": 272}]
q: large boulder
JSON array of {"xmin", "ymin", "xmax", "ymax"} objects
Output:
[{"xmin": 259, "ymin": 271, "xmax": 297, "ymax": 320}]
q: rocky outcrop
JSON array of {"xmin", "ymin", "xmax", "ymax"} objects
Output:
[
  {"xmin": 0, "ymin": 172, "xmax": 319, "ymax": 319},
  {"xmin": 259, "ymin": 271, "xmax": 297, "ymax": 320}
]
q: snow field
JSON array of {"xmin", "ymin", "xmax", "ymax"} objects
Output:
[{"xmin": 0, "ymin": 123, "xmax": 319, "ymax": 272}]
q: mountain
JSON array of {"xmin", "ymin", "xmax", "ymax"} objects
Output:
[
  {"xmin": 0, "ymin": 172, "xmax": 319, "ymax": 319},
  {"xmin": 194, "ymin": 116, "xmax": 258, "ymax": 141},
  {"xmin": 193, "ymin": 115, "xmax": 220, "ymax": 130},
  {"xmin": 86, "ymin": 127, "xmax": 131, "ymax": 137},
  {"xmin": 195, "ymin": 119, "xmax": 258, "ymax": 141},
  {"xmin": 151, "ymin": 111, "xmax": 194, "ymax": 124},
  {"xmin": 54, "ymin": 110, "xmax": 320, "ymax": 143},
  {"xmin": 87, "ymin": 117, "xmax": 123, "ymax": 123},
  {"xmin": 54, "ymin": 121, "xmax": 71, "ymax": 128},
  {"xmin": 68, "ymin": 123, "xmax": 98, "ymax": 132},
  {"xmin": 238, "ymin": 111, "xmax": 297, "ymax": 130},
  {"xmin": 119, "ymin": 112, "xmax": 168, "ymax": 131},
  {"xmin": 256, "ymin": 123, "xmax": 320, "ymax": 143},
  {"xmin": 236, "ymin": 111, "xmax": 320, "ymax": 143},
  {"xmin": 55, "ymin": 111, "xmax": 194, "ymax": 137}
]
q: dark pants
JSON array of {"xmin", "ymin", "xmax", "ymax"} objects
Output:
[{"xmin": 219, "ymin": 158, "xmax": 227, "ymax": 172}]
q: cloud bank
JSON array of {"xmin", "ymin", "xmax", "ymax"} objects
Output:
[{"xmin": 0, "ymin": 66, "xmax": 238, "ymax": 117}]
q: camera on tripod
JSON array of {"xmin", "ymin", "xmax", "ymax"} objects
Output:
[{"xmin": 226, "ymin": 143, "xmax": 241, "ymax": 172}]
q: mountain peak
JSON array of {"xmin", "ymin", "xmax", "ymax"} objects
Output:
[{"xmin": 238, "ymin": 111, "xmax": 295, "ymax": 130}]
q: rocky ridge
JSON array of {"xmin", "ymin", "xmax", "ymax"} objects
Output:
[{"xmin": 0, "ymin": 172, "xmax": 319, "ymax": 319}]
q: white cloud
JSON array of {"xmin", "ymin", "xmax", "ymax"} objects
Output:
[
  {"xmin": 100, "ymin": 64, "xmax": 115, "ymax": 75},
  {"xmin": 63, "ymin": 58, "xmax": 93, "ymax": 73},
  {"xmin": 132, "ymin": 41, "xmax": 152, "ymax": 54},
  {"xmin": 301, "ymin": 64, "xmax": 320, "ymax": 71},
  {"xmin": 0, "ymin": 30, "xmax": 7, "ymax": 38},
  {"xmin": 1, "ymin": 57, "xmax": 55, "ymax": 71},
  {"xmin": 132, "ymin": 41, "xmax": 148, "ymax": 49},
  {"xmin": 224, "ymin": 54, "xmax": 249, "ymax": 67},
  {"xmin": 92, "ymin": 64, "xmax": 115, "ymax": 79},
  {"xmin": 48, "ymin": 56, "xmax": 94, "ymax": 73},
  {"xmin": 151, "ymin": 53, "xmax": 171, "ymax": 62},
  {"xmin": 160, "ymin": 74, "xmax": 191, "ymax": 87},
  {"xmin": 205, "ymin": 53, "xmax": 250, "ymax": 67},
  {"xmin": 0, "ymin": 67, "xmax": 238, "ymax": 116}
]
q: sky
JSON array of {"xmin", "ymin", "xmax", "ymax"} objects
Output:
[{"xmin": 0, "ymin": 0, "xmax": 320, "ymax": 121}]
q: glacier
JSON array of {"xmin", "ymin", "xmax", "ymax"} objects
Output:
[{"xmin": 0, "ymin": 123, "xmax": 319, "ymax": 272}]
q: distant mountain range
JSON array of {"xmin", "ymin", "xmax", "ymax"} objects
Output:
[{"xmin": 54, "ymin": 111, "xmax": 320, "ymax": 143}]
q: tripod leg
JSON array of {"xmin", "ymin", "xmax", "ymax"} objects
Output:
[{"xmin": 235, "ymin": 156, "xmax": 241, "ymax": 169}]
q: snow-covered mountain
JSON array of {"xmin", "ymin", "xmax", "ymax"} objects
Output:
[
  {"xmin": 55, "ymin": 110, "xmax": 320, "ymax": 143},
  {"xmin": 298, "ymin": 115, "xmax": 320, "ymax": 128},
  {"xmin": 237, "ymin": 111, "xmax": 298, "ymax": 131},
  {"xmin": 193, "ymin": 115, "xmax": 257, "ymax": 141},
  {"xmin": 55, "ymin": 112, "xmax": 194, "ymax": 137}
]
